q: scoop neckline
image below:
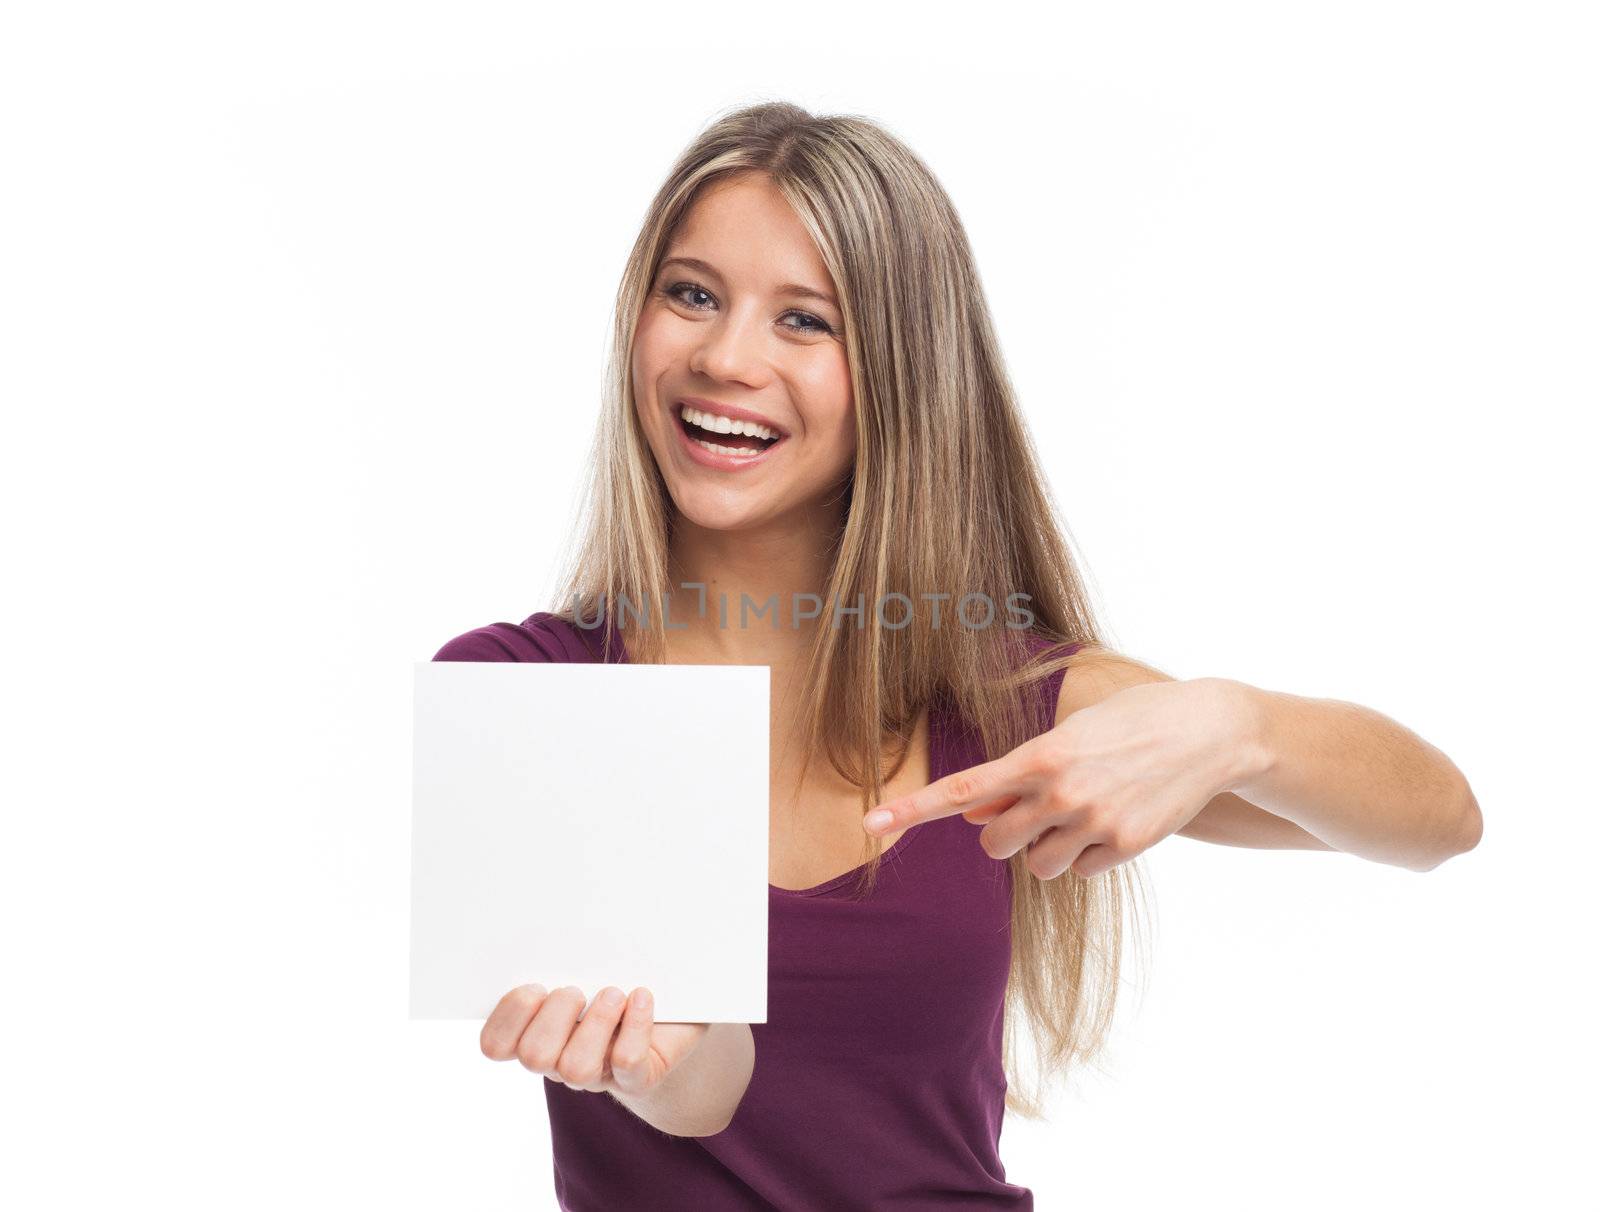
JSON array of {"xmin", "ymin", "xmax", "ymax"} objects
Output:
[
  {"xmin": 583, "ymin": 615, "xmax": 947, "ymax": 900},
  {"xmin": 767, "ymin": 822, "xmax": 926, "ymax": 897}
]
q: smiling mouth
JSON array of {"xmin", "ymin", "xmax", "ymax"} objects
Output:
[{"xmin": 676, "ymin": 408, "xmax": 784, "ymax": 457}]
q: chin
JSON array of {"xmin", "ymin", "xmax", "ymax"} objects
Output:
[{"xmin": 670, "ymin": 491, "xmax": 776, "ymax": 534}]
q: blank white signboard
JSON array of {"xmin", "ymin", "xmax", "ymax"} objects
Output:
[{"xmin": 409, "ymin": 660, "xmax": 769, "ymax": 1023}]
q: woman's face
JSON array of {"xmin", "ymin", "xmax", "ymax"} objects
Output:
[{"xmin": 632, "ymin": 173, "xmax": 856, "ymax": 535}]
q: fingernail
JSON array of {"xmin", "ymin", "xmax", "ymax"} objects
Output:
[
  {"xmin": 864, "ymin": 809, "xmax": 892, "ymax": 831},
  {"xmin": 631, "ymin": 989, "xmax": 650, "ymax": 1011},
  {"xmin": 599, "ymin": 988, "xmax": 625, "ymax": 1010}
]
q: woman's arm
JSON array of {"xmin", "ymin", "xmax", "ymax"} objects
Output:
[
  {"xmin": 1214, "ymin": 677, "xmax": 1482, "ymax": 870},
  {"xmin": 1058, "ymin": 649, "xmax": 1483, "ymax": 872}
]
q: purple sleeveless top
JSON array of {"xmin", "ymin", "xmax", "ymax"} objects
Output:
[{"xmin": 432, "ymin": 612, "xmax": 1078, "ymax": 1210}]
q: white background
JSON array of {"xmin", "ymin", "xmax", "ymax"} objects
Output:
[{"xmin": 3, "ymin": 2, "xmax": 1594, "ymax": 1208}]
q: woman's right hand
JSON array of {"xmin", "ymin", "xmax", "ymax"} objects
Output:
[{"xmin": 480, "ymin": 984, "xmax": 709, "ymax": 1098}]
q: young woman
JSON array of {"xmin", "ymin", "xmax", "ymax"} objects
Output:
[{"xmin": 433, "ymin": 101, "xmax": 1482, "ymax": 1210}]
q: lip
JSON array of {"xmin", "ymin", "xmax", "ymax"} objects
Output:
[
  {"xmin": 676, "ymin": 396, "xmax": 789, "ymax": 438},
  {"xmin": 673, "ymin": 405, "xmax": 787, "ymax": 473}
]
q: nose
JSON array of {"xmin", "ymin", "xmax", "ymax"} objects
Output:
[{"xmin": 686, "ymin": 303, "xmax": 770, "ymax": 386}]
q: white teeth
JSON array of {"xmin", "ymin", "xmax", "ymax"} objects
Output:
[
  {"xmin": 691, "ymin": 437, "xmax": 762, "ymax": 458},
  {"xmin": 678, "ymin": 403, "xmax": 776, "ymax": 441}
]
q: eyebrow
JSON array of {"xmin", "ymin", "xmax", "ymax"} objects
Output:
[{"xmin": 658, "ymin": 256, "xmax": 839, "ymax": 309}]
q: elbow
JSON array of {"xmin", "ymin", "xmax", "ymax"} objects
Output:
[
  {"xmin": 1408, "ymin": 774, "xmax": 1483, "ymax": 872},
  {"xmin": 683, "ymin": 1081, "xmax": 749, "ymax": 1138},
  {"xmin": 689, "ymin": 1110, "xmax": 737, "ymax": 1139},
  {"xmin": 1455, "ymin": 778, "xmax": 1484, "ymax": 854}
]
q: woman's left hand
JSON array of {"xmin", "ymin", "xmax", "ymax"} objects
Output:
[{"xmin": 863, "ymin": 677, "xmax": 1263, "ymax": 880}]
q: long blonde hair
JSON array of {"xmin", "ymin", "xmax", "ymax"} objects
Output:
[{"xmin": 551, "ymin": 100, "xmax": 1151, "ymax": 1118}]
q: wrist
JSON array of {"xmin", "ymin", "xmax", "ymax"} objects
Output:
[
  {"xmin": 1199, "ymin": 677, "xmax": 1276, "ymax": 795},
  {"xmin": 609, "ymin": 1022, "xmax": 752, "ymax": 1138}
]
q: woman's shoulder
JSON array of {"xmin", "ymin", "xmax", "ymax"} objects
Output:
[
  {"xmin": 998, "ymin": 629, "xmax": 1094, "ymax": 736},
  {"xmin": 429, "ymin": 610, "xmax": 605, "ymax": 663},
  {"xmin": 1004, "ymin": 629, "xmax": 1090, "ymax": 691}
]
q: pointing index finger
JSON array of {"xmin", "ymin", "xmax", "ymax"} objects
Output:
[{"xmin": 862, "ymin": 752, "xmax": 1029, "ymax": 835}]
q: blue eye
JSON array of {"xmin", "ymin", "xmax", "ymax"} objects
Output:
[
  {"xmin": 660, "ymin": 281, "xmax": 834, "ymax": 337},
  {"xmin": 786, "ymin": 311, "xmax": 832, "ymax": 334},
  {"xmin": 665, "ymin": 282, "xmax": 715, "ymax": 310}
]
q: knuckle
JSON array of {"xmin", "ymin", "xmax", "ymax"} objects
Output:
[
  {"xmin": 1050, "ymin": 784, "xmax": 1088, "ymax": 814},
  {"xmin": 518, "ymin": 1041, "xmax": 558, "ymax": 1073},
  {"xmin": 946, "ymin": 772, "xmax": 982, "ymax": 802},
  {"xmin": 555, "ymin": 1054, "xmax": 599, "ymax": 1086},
  {"xmin": 1084, "ymin": 802, "xmax": 1118, "ymax": 833},
  {"xmin": 1019, "ymin": 755, "xmax": 1050, "ymax": 783},
  {"xmin": 1020, "ymin": 743, "xmax": 1060, "ymax": 779}
]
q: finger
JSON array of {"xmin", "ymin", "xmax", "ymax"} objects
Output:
[
  {"xmin": 1019, "ymin": 826, "xmax": 1124, "ymax": 880},
  {"xmin": 975, "ymin": 795, "xmax": 1059, "ymax": 861},
  {"xmin": 608, "ymin": 988, "xmax": 658, "ymax": 1095},
  {"xmin": 556, "ymin": 987, "xmax": 629, "ymax": 1092},
  {"xmin": 864, "ymin": 748, "xmax": 1038, "ymax": 835},
  {"xmin": 961, "ymin": 795, "xmax": 1021, "ymax": 824},
  {"xmin": 481, "ymin": 983, "xmax": 547, "ymax": 1060},
  {"xmin": 1017, "ymin": 826, "xmax": 1088, "ymax": 879},
  {"xmin": 514, "ymin": 985, "xmax": 586, "ymax": 1076},
  {"xmin": 1070, "ymin": 842, "xmax": 1125, "ymax": 880}
]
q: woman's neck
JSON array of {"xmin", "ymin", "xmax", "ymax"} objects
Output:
[{"xmin": 662, "ymin": 509, "xmax": 840, "ymax": 667}]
